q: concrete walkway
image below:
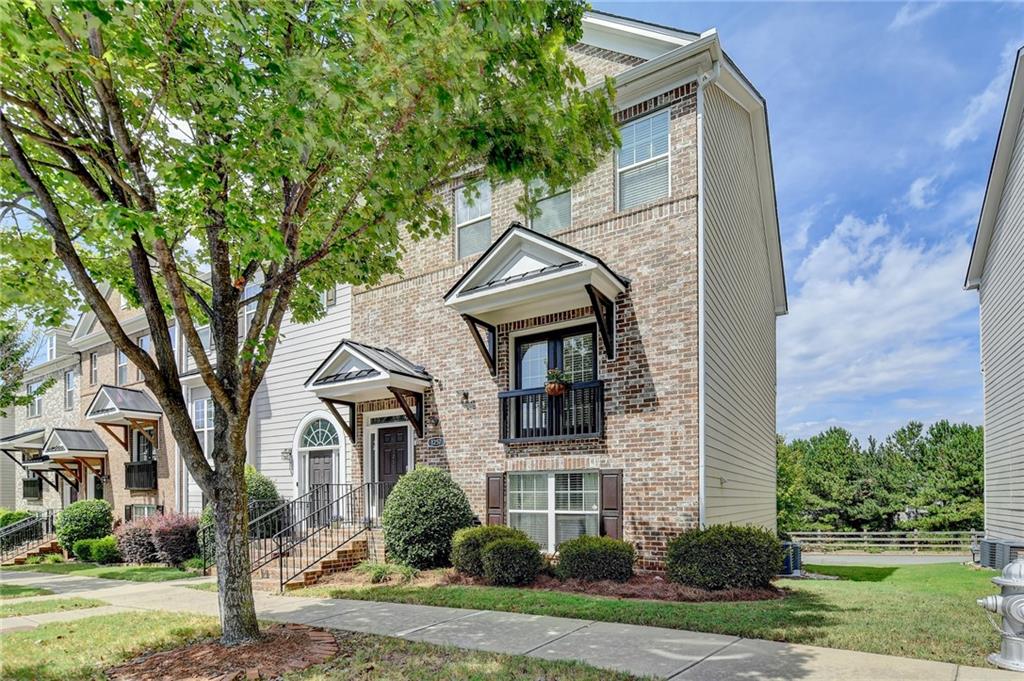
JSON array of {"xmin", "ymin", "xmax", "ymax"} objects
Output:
[{"xmin": 0, "ymin": 570, "xmax": 1016, "ymax": 680}]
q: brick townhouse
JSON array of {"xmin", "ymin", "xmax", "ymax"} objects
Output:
[{"xmin": 305, "ymin": 12, "xmax": 788, "ymax": 569}]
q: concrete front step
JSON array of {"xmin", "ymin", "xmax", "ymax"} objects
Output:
[{"xmin": 3, "ymin": 539, "xmax": 61, "ymax": 566}]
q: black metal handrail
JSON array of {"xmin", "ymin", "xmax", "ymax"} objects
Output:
[
  {"xmin": 124, "ymin": 460, "xmax": 158, "ymax": 490},
  {"xmin": 199, "ymin": 494, "xmax": 297, "ymax": 574},
  {"xmin": 498, "ymin": 380, "xmax": 604, "ymax": 442},
  {"xmin": 0, "ymin": 510, "xmax": 55, "ymax": 564},
  {"xmin": 22, "ymin": 478, "xmax": 42, "ymax": 500}
]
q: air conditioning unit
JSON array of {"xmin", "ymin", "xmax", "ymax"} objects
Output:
[
  {"xmin": 981, "ymin": 538, "xmax": 1024, "ymax": 569},
  {"xmin": 981, "ymin": 539, "xmax": 1000, "ymax": 568},
  {"xmin": 780, "ymin": 541, "xmax": 802, "ymax": 577}
]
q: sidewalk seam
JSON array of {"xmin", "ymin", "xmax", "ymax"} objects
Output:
[
  {"xmin": 395, "ymin": 608, "xmax": 487, "ymax": 637},
  {"xmin": 521, "ymin": 620, "xmax": 595, "ymax": 656},
  {"xmin": 664, "ymin": 636, "xmax": 743, "ymax": 680}
]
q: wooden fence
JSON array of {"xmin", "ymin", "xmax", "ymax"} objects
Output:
[{"xmin": 788, "ymin": 530, "xmax": 982, "ymax": 553}]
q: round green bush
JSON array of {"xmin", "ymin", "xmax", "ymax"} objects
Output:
[
  {"xmin": 451, "ymin": 525, "xmax": 528, "ymax": 577},
  {"xmin": 481, "ymin": 537, "xmax": 542, "ymax": 586},
  {"xmin": 55, "ymin": 499, "xmax": 113, "ymax": 551},
  {"xmin": 199, "ymin": 464, "xmax": 282, "ymax": 554},
  {"xmin": 557, "ymin": 535, "xmax": 635, "ymax": 582},
  {"xmin": 666, "ymin": 525, "xmax": 784, "ymax": 591},
  {"xmin": 381, "ymin": 466, "xmax": 475, "ymax": 569},
  {"xmin": 0, "ymin": 509, "xmax": 31, "ymax": 529},
  {"xmin": 90, "ymin": 535, "xmax": 121, "ymax": 565},
  {"xmin": 71, "ymin": 538, "xmax": 94, "ymax": 562}
]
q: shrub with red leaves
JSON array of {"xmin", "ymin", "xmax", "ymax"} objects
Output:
[{"xmin": 150, "ymin": 513, "xmax": 199, "ymax": 566}]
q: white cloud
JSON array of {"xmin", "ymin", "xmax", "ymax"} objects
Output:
[
  {"xmin": 888, "ymin": 2, "xmax": 945, "ymax": 31},
  {"xmin": 779, "ymin": 213, "xmax": 978, "ymax": 438},
  {"xmin": 944, "ymin": 40, "xmax": 1020, "ymax": 149},
  {"xmin": 905, "ymin": 175, "xmax": 938, "ymax": 209}
]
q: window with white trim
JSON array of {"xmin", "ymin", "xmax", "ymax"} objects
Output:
[
  {"xmin": 25, "ymin": 380, "xmax": 42, "ymax": 418},
  {"xmin": 63, "ymin": 369, "xmax": 75, "ymax": 410},
  {"xmin": 617, "ymin": 109, "xmax": 670, "ymax": 209},
  {"xmin": 508, "ymin": 471, "xmax": 600, "ymax": 553},
  {"xmin": 46, "ymin": 334, "xmax": 57, "ymax": 362},
  {"xmin": 528, "ymin": 181, "xmax": 571, "ymax": 236},
  {"xmin": 132, "ymin": 427, "xmax": 155, "ymax": 462},
  {"xmin": 242, "ymin": 282, "xmax": 260, "ymax": 334},
  {"xmin": 455, "ymin": 182, "xmax": 491, "ymax": 259},
  {"xmin": 89, "ymin": 352, "xmax": 98, "ymax": 385},
  {"xmin": 130, "ymin": 504, "xmax": 158, "ymax": 518},
  {"xmin": 323, "ymin": 287, "xmax": 337, "ymax": 308},
  {"xmin": 193, "ymin": 397, "xmax": 215, "ymax": 457},
  {"xmin": 137, "ymin": 334, "xmax": 150, "ymax": 380},
  {"xmin": 115, "ymin": 348, "xmax": 129, "ymax": 386}
]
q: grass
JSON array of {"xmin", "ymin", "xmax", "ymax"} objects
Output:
[
  {"xmin": 1, "ymin": 562, "xmax": 200, "ymax": 582},
  {"xmin": 285, "ymin": 562, "xmax": 1001, "ymax": 667},
  {"xmin": 0, "ymin": 597, "xmax": 107, "ymax": 617},
  {"xmin": 0, "ymin": 583, "xmax": 53, "ymax": 599},
  {"xmin": 0, "ymin": 610, "xmax": 637, "ymax": 681}
]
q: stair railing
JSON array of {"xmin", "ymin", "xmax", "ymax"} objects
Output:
[{"xmin": 0, "ymin": 509, "xmax": 56, "ymax": 564}]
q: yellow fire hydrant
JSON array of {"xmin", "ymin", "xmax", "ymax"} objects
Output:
[{"xmin": 978, "ymin": 555, "xmax": 1024, "ymax": 672}]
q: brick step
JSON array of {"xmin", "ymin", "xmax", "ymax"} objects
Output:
[{"xmin": 2, "ymin": 539, "xmax": 60, "ymax": 566}]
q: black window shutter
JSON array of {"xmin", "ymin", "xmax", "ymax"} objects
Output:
[
  {"xmin": 485, "ymin": 473, "xmax": 505, "ymax": 526},
  {"xmin": 124, "ymin": 505, "xmax": 133, "ymax": 523},
  {"xmin": 599, "ymin": 469, "xmax": 623, "ymax": 540},
  {"xmin": 156, "ymin": 505, "xmax": 165, "ymax": 515}
]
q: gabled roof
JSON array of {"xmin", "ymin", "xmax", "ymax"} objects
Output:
[
  {"xmin": 582, "ymin": 10, "xmax": 698, "ymax": 60},
  {"xmin": 0, "ymin": 428, "xmax": 45, "ymax": 450},
  {"xmin": 305, "ymin": 340, "xmax": 431, "ymax": 402},
  {"xmin": 966, "ymin": 46, "xmax": 1024, "ymax": 290},
  {"xmin": 43, "ymin": 428, "xmax": 107, "ymax": 458},
  {"xmin": 443, "ymin": 223, "xmax": 629, "ymax": 325},
  {"xmin": 85, "ymin": 384, "xmax": 162, "ymax": 424}
]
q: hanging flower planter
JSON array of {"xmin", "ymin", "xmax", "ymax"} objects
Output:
[{"xmin": 545, "ymin": 368, "xmax": 568, "ymax": 397}]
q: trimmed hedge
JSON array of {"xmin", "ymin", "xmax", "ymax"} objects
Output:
[
  {"xmin": 115, "ymin": 517, "xmax": 158, "ymax": 564},
  {"xmin": 55, "ymin": 500, "xmax": 113, "ymax": 550},
  {"xmin": 72, "ymin": 538, "xmax": 94, "ymax": 562},
  {"xmin": 0, "ymin": 509, "xmax": 31, "ymax": 529},
  {"xmin": 666, "ymin": 525, "xmax": 784, "ymax": 591},
  {"xmin": 557, "ymin": 535, "xmax": 635, "ymax": 582},
  {"xmin": 198, "ymin": 464, "xmax": 282, "ymax": 554},
  {"xmin": 451, "ymin": 525, "xmax": 528, "ymax": 578},
  {"xmin": 70, "ymin": 535, "xmax": 120, "ymax": 564},
  {"xmin": 481, "ymin": 538, "xmax": 542, "ymax": 586},
  {"xmin": 151, "ymin": 514, "xmax": 198, "ymax": 566},
  {"xmin": 381, "ymin": 466, "xmax": 475, "ymax": 569}
]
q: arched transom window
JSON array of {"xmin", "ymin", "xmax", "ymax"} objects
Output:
[{"xmin": 301, "ymin": 418, "xmax": 339, "ymax": 449}]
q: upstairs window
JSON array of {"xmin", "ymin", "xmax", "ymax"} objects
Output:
[
  {"xmin": 115, "ymin": 348, "xmax": 129, "ymax": 386},
  {"xmin": 132, "ymin": 427, "xmax": 155, "ymax": 462},
  {"xmin": 63, "ymin": 369, "xmax": 75, "ymax": 411},
  {"xmin": 89, "ymin": 352, "xmax": 98, "ymax": 385},
  {"xmin": 45, "ymin": 335, "xmax": 57, "ymax": 362},
  {"xmin": 323, "ymin": 286, "xmax": 337, "ymax": 308},
  {"xmin": 137, "ymin": 334, "xmax": 150, "ymax": 381},
  {"xmin": 456, "ymin": 182, "xmax": 491, "ymax": 260},
  {"xmin": 617, "ymin": 110, "xmax": 670, "ymax": 210},
  {"xmin": 529, "ymin": 181, "xmax": 571, "ymax": 236},
  {"xmin": 26, "ymin": 380, "xmax": 42, "ymax": 418}
]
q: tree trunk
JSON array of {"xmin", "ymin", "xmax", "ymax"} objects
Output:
[{"xmin": 212, "ymin": 422, "xmax": 260, "ymax": 645}]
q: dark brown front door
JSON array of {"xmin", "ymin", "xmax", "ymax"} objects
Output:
[
  {"xmin": 378, "ymin": 427, "xmax": 408, "ymax": 488},
  {"xmin": 309, "ymin": 450, "xmax": 333, "ymax": 524}
]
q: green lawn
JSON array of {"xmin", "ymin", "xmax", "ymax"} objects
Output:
[
  {"xmin": 1, "ymin": 562, "xmax": 200, "ymax": 582},
  {"xmin": 286, "ymin": 562, "xmax": 1000, "ymax": 667},
  {"xmin": 0, "ymin": 584, "xmax": 53, "ymax": 599},
  {"xmin": 0, "ymin": 611, "xmax": 637, "ymax": 681},
  {"xmin": 0, "ymin": 597, "xmax": 106, "ymax": 617}
]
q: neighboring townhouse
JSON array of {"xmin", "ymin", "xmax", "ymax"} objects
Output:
[
  {"xmin": 0, "ymin": 410, "xmax": 15, "ymax": 509},
  {"xmin": 965, "ymin": 45, "xmax": 1024, "ymax": 567},
  {"xmin": 1, "ymin": 326, "xmax": 83, "ymax": 513},
  {"xmin": 305, "ymin": 13, "xmax": 787, "ymax": 569},
  {"xmin": 67, "ymin": 287, "xmax": 178, "ymax": 521}
]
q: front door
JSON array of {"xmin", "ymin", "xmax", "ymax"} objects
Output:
[
  {"xmin": 378, "ymin": 426, "xmax": 408, "ymax": 502},
  {"xmin": 308, "ymin": 450, "xmax": 333, "ymax": 525}
]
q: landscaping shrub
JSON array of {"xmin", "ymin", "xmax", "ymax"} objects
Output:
[
  {"xmin": 198, "ymin": 464, "xmax": 282, "ymax": 554},
  {"xmin": 381, "ymin": 466, "xmax": 474, "ymax": 569},
  {"xmin": 557, "ymin": 535, "xmax": 635, "ymax": 582},
  {"xmin": 481, "ymin": 538, "xmax": 542, "ymax": 586},
  {"xmin": 666, "ymin": 525, "xmax": 784, "ymax": 591},
  {"xmin": 0, "ymin": 509, "xmax": 31, "ymax": 528},
  {"xmin": 353, "ymin": 560, "xmax": 419, "ymax": 584},
  {"xmin": 115, "ymin": 517, "xmax": 157, "ymax": 564},
  {"xmin": 71, "ymin": 538, "xmax": 94, "ymax": 562},
  {"xmin": 55, "ymin": 500, "xmax": 113, "ymax": 551},
  {"xmin": 151, "ymin": 514, "xmax": 199, "ymax": 566},
  {"xmin": 90, "ymin": 535, "xmax": 121, "ymax": 564},
  {"xmin": 451, "ymin": 525, "xmax": 528, "ymax": 578}
]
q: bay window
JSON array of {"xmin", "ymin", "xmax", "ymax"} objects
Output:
[{"xmin": 508, "ymin": 471, "xmax": 600, "ymax": 553}]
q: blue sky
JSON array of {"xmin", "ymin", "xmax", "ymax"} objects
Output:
[{"xmin": 595, "ymin": 1, "xmax": 1024, "ymax": 443}]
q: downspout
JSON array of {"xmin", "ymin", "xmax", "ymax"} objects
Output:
[{"xmin": 695, "ymin": 59, "xmax": 720, "ymax": 530}]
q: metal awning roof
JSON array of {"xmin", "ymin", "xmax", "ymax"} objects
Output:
[
  {"xmin": 84, "ymin": 384, "xmax": 162, "ymax": 425},
  {"xmin": 22, "ymin": 455, "xmax": 64, "ymax": 471},
  {"xmin": 43, "ymin": 428, "xmax": 108, "ymax": 459},
  {"xmin": 0, "ymin": 428, "xmax": 45, "ymax": 450},
  {"xmin": 305, "ymin": 340, "xmax": 431, "ymax": 402}
]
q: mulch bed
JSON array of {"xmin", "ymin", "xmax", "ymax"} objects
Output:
[{"xmin": 106, "ymin": 623, "xmax": 339, "ymax": 681}]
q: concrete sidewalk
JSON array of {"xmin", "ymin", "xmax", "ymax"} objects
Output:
[{"xmin": 0, "ymin": 569, "xmax": 1016, "ymax": 680}]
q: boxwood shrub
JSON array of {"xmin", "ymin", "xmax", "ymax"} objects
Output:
[
  {"xmin": 381, "ymin": 466, "xmax": 475, "ymax": 569},
  {"xmin": 55, "ymin": 499, "xmax": 113, "ymax": 551},
  {"xmin": 71, "ymin": 537, "xmax": 94, "ymax": 562},
  {"xmin": 90, "ymin": 535, "xmax": 121, "ymax": 564},
  {"xmin": 115, "ymin": 517, "xmax": 158, "ymax": 564},
  {"xmin": 481, "ymin": 537, "xmax": 542, "ymax": 586},
  {"xmin": 666, "ymin": 525, "xmax": 784, "ymax": 591},
  {"xmin": 451, "ymin": 525, "xmax": 528, "ymax": 577},
  {"xmin": 557, "ymin": 535, "xmax": 635, "ymax": 582}
]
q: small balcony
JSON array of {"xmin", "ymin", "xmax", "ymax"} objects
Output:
[
  {"xmin": 125, "ymin": 460, "xmax": 158, "ymax": 490},
  {"xmin": 498, "ymin": 380, "xmax": 604, "ymax": 443},
  {"xmin": 22, "ymin": 478, "xmax": 42, "ymax": 500}
]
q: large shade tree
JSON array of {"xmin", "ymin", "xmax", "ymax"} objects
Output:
[{"xmin": 0, "ymin": 0, "xmax": 617, "ymax": 642}]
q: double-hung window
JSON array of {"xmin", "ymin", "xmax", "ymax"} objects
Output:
[
  {"xmin": 115, "ymin": 348, "xmax": 129, "ymax": 386},
  {"xmin": 193, "ymin": 397, "xmax": 215, "ymax": 457},
  {"xmin": 89, "ymin": 352, "xmax": 98, "ymax": 385},
  {"xmin": 508, "ymin": 471, "xmax": 600, "ymax": 553},
  {"xmin": 455, "ymin": 182, "xmax": 491, "ymax": 260},
  {"xmin": 63, "ymin": 369, "xmax": 75, "ymax": 410},
  {"xmin": 45, "ymin": 335, "xmax": 57, "ymax": 362},
  {"xmin": 528, "ymin": 181, "xmax": 572, "ymax": 235},
  {"xmin": 617, "ymin": 109, "xmax": 670, "ymax": 209},
  {"xmin": 137, "ymin": 334, "xmax": 150, "ymax": 381},
  {"xmin": 25, "ymin": 380, "xmax": 42, "ymax": 418}
]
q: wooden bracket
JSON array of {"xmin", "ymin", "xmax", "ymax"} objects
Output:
[
  {"xmin": 462, "ymin": 314, "xmax": 496, "ymax": 376},
  {"xmin": 81, "ymin": 457, "xmax": 104, "ymax": 478},
  {"xmin": 320, "ymin": 398, "xmax": 356, "ymax": 444},
  {"xmin": 38, "ymin": 471, "xmax": 62, "ymax": 494},
  {"xmin": 0, "ymin": 448, "xmax": 26, "ymax": 471},
  {"xmin": 99, "ymin": 422, "xmax": 129, "ymax": 452},
  {"xmin": 55, "ymin": 470, "xmax": 78, "ymax": 492},
  {"xmin": 127, "ymin": 419, "xmax": 159, "ymax": 449},
  {"xmin": 388, "ymin": 387, "xmax": 424, "ymax": 439},
  {"xmin": 56, "ymin": 459, "xmax": 82, "ymax": 484},
  {"xmin": 585, "ymin": 284, "xmax": 616, "ymax": 360}
]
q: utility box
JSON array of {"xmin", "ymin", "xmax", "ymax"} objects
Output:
[{"xmin": 780, "ymin": 541, "xmax": 802, "ymax": 577}]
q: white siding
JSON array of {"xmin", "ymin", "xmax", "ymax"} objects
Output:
[
  {"xmin": 0, "ymin": 412, "xmax": 16, "ymax": 509},
  {"xmin": 979, "ymin": 106, "xmax": 1024, "ymax": 541},
  {"xmin": 700, "ymin": 85, "xmax": 777, "ymax": 529}
]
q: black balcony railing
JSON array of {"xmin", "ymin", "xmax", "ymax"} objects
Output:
[
  {"xmin": 499, "ymin": 380, "xmax": 604, "ymax": 443},
  {"xmin": 22, "ymin": 478, "xmax": 42, "ymax": 500},
  {"xmin": 125, "ymin": 460, "xmax": 158, "ymax": 490}
]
